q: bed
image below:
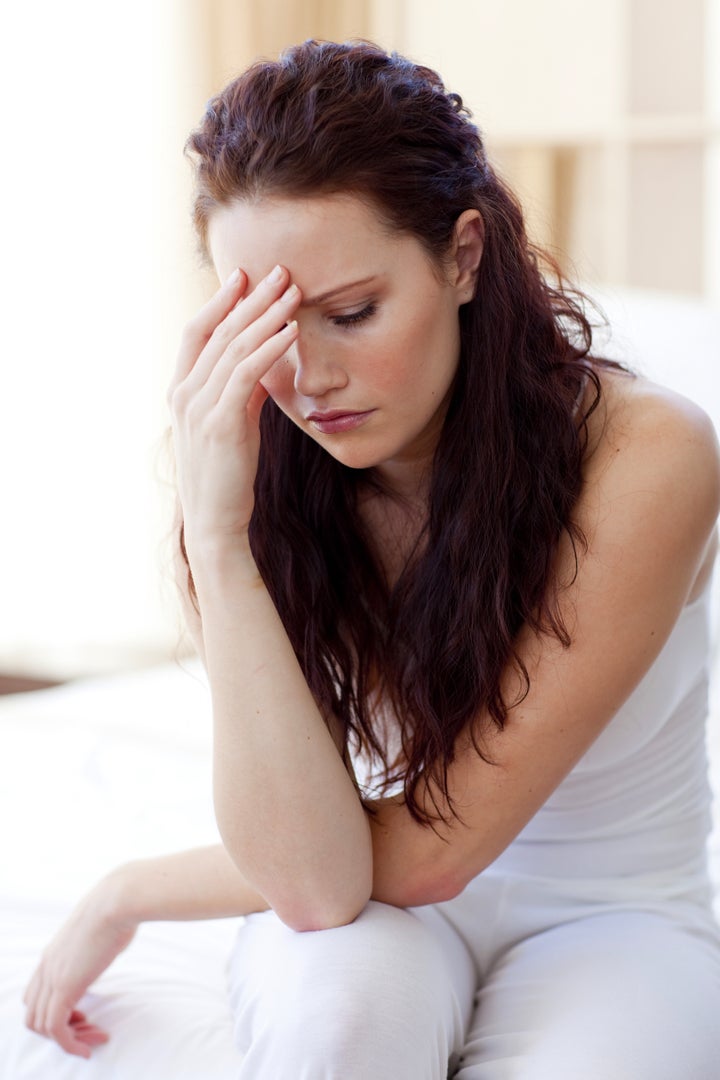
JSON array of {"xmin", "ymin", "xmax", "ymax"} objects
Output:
[
  {"xmin": 1, "ymin": 288, "xmax": 718, "ymax": 1078},
  {"xmin": 0, "ymin": 661, "xmax": 246, "ymax": 1079}
]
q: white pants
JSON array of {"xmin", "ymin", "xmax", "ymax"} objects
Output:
[{"xmin": 227, "ymin": 872, "xmax": 720, "ymax": 1079}]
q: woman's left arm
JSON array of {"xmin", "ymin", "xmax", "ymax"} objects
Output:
[{"xmin": 368, "ymin": 384, "xmax": 720, "ymax": 907}]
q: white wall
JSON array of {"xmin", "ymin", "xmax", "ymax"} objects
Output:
[{"xmin": 0, "ymin": 1, "xmax": 195, "ymax": 676}]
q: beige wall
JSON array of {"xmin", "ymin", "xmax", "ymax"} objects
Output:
[
  {"xmin": 163, "ymin": 0, "xmax": 720, "ymax": 303},
  {"xmin": 4, "ymin": 2, "xmax": 716, "ymax": 679},
  {"xmin": 182, "ymin": 0, "xmax": 372, "ymax": 93},
  {"xmin": 381, "ymin": 0, "xmax": 720, "ymax": 301}
]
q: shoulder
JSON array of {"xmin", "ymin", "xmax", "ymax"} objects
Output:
[
  {"xmin": 590, "ymin": 368, "xmax": 719, "ymax": 486},
  {"xmin": 581, "ymin": 368, "xmax": 720, "ymax": 553}
]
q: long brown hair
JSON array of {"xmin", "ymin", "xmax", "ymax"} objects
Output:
[{"xmin": 184, "ymin": 40, "xmax": 612, "ymax": 823}]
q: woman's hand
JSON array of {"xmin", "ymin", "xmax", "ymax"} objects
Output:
[
  {"xmin": 168, "ymin": 265, "xmax": 301, "ymax": 554},
  {"xmin": 23, "ymin": 873, "xmax": 138, "ymax": 1058}
]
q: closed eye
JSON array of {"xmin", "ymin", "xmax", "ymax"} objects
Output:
[{"xmin": 330, "ymin": 303, "xmax": 377, "ymax": 329}]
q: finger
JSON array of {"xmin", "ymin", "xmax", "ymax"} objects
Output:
[
  {"xmin": 31, "ymin": 981, "xmax": 52, "ymax": 1036},
  {"xmin": 178, "ymin": 266, "xmax": 293, "ymax": 400},
  {"xmin": 216, "ymin": 321, "xmax": 298, "ymax": 420},
  {"xmin": 47, "ymin": 993, "xmax": 92, "ymax": 1059},
  {"xmin": 22, "ymin": 966, "xmax": 39, "ymax": 1010},
  {"xmin": 71, "ymin": 1026, "xmax": 110, "ymax": 1047},
  {"xmin": 169, "ymin": 268, "xmax": 248, "ymax": 397},
  {"xmin": 68, "ymin": 1009, "xmax": 94, "ymax": 1028},
  {"xmin": 69, "ymin": 1012, "xmax": 110, "ymax": 1048},
  {"xmin": 200, "ymin": 283, "xmax": 301, "ymax": 406}
]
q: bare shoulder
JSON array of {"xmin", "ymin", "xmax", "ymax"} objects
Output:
[
  {"xmin": 592, "ymin": 365, "xmax": 718, "ymax": 455},
  {"xmin": 570, "ymin": 366, "xmax": 719, "ymax": 608},
  {"xmin": 585, "ymin": 367, "xmax": 720, "ymax": 530}
]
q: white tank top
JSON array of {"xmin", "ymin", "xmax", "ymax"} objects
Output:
[
  {"xmin": 491, "ymin": 577, "xmax": 715, "ymax": 897},
  {"xmin": 355, "ymin": 577, "xmax": 716, "ymax": 901}
]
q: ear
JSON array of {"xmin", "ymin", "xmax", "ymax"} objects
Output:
[{"xmin": 449, "ymin": 209, "xmax": 484, "ymax": 303}]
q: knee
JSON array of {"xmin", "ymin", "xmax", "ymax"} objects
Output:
[
  {"xmin": 231, "ymin": 901, "xmax": 459, "ymax": 1078},
  {"xmin": 263, "ymin": 901, "xmax": 447, "ymax": 1016}
]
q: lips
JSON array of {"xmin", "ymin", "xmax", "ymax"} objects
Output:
[{"xmin": 305, "ymin": 409, "xmax": 375, "ymax": 434}]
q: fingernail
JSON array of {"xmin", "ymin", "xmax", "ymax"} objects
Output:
[
  {"xmin": 226, "ymin": 268, "xmax": 241, "ymax": 285},
  {"xmin": 283, "ymin": 284, "xmax": 300, "ymax": 301},
  {"xmin": 268, "ymin": 265, "xmax": 284, "ymax": 284}
]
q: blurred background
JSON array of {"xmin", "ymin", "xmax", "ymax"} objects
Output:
[{"xmin": 1, "ymin": 0, "xmax": 718, "ymax": 683}]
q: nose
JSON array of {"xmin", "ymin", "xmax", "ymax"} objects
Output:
[{"xmin": 287, "ymin": 335, "xmax": 348, "ymax": 398}]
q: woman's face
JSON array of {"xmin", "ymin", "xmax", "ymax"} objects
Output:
[{"xmin": 207, "ymin": 193, "xmax": 478, "ymax": 490}]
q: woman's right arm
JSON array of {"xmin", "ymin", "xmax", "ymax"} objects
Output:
[{"xmin": 23, "ymin": 844, "xmax": 268, "ymax": 1058}]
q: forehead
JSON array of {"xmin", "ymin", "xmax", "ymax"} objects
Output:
[{"xmin": 207, "ymin": 192, "xmax": 422, "ymax": 290}]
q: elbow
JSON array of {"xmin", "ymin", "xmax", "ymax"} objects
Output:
[
  {"xmin": 273, "ymin": 863, "xmax": 472, "ymax": 924},
  {"xmin": 434, "ymin": 871, "xmax": 470, "ymax": 904},
  {"xmin": 273, "ymin": 878, "xmax": 373, "ymax": 933},
  {"xmin": 216, "ymin": 808, "xmax": 374, "ymax": 932},
  {"xmin": 422, "ymin": 855, "xmax": 491, "ymax": 905},
  {"xmin": 218, "ymin": 841, "xmax": 373, "ymax": 933},
  {"xmin": 404, "ymin": 870, "xmax": 467, "ymax": 907},
  {"xmin": 375, "ymin": 859, "xmax": 477, "ymax": 909},
  {"xmin": 279, "ymin": 901, "xmax": 367, "ymax": 933}
]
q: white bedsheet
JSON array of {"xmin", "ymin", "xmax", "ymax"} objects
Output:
[{"xmin": 0, "ymin": 662, "xmax": 244, "ymax": 1079}]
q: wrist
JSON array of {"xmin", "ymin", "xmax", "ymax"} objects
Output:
[
  {"xmin": 92, "ymin": 863, "xmax": 145, "ymax": 928},
  {"xmin": 185, "ymin": 531, "xmax": 263, "ymax": 591}
]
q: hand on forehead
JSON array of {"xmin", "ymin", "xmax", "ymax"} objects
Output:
[{"xmin": 207, "ymin": 193, "xmax": 405, "ymax": 298}]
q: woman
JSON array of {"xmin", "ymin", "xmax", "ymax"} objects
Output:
[{"xmin": 24, "ymin": 40, "xmax": 720, "ymax": 1077}]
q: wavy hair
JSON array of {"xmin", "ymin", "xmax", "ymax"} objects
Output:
[{"xmin": 183, "ymin": 40, "xmax": 614, "ymax": 824}]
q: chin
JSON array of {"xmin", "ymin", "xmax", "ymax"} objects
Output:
[
  {"xmin": 319, "ymin": 447, "xmax": 381, "ymax": 470},
  {"xmin": 309, "ymin": 436, "xmax": 387, "ymax": 471}
]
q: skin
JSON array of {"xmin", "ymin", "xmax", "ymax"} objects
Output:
[
  {"xmin": 206, "ymin": 194, "xmax": 478, "ymax": 494},
  {"xmin": 24, "ymin": 192, "xmax": 720, "ymax": 1057}
]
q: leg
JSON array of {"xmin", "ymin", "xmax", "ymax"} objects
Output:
[
  {"xmin": 228, "ymin": 900, "xmax": 476, "ymax": 1080},
  {"xmin": 455, "ymin": 910, "xmax": 720, "ymax": 1080}
]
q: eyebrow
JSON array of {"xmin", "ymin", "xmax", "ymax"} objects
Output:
[{"xmin": 300, "ymin": 276, "xmax": 379, "ymax": 307}]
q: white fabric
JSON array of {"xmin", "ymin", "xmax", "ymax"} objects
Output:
[
  {"xmin": 490, "ymin": 582, "xmax": 714, "ymax": 888},
  {"xmin": 0, "ymin": 663, "xmax": 244, "ymax": 1080},
  {"xmin": 229, "ymin": 902, "xmax": 474, "ymax": 1080},
  {"xmin": 224, "ymin": 580, "xmax": 720, "ymax": 1077},
  {"xmin": 228, "ymin": 897, "xmax": 720, "ymax": 1080}
]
